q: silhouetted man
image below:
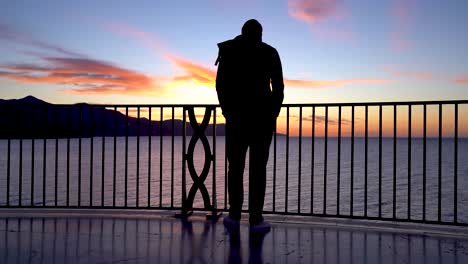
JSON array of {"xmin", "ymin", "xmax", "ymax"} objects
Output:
[{"xmin": 216, "ymin": 19, "xmax": 284, "ymax": 233}]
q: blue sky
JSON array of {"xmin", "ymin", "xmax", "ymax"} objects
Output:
[{"xmin": 0, "ymin": 0, "xmax": 467, "ymax": 104}]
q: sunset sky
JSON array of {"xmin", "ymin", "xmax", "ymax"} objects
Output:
[
  {"xmin": 1, "ymin": 1, "xmax": 467, "ymax": 136},
  {"xmin": 1, "ymin": 0, "xmax": 467, "ymax": 105}
]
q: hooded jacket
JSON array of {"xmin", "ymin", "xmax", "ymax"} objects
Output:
[{"xmin": 215, "ymin": 35, "xmax": 284, "ymax": 119}]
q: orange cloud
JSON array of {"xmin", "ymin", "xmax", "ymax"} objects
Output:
[
  {"xmin": 165, "ymin": 54, "xmax": 216, "ymax": 87},
  {"xmin": 104, "ymin": 23, "xmax": 391, "ymax": 91},
  {"xmin": 285, "ymin": 78, "xmax": 391, "ymax": 89},
  {"xmin": 0, "ymin": 24, "xmax": 167, "ymax": 95},
  {"xmin": 105, "ymin": 23, "xmax": 218, "ymax": 89},
  {"xmin": 162, "ymin": 55, "xmax": 389, "ymax": 90},
  {"xmin": 0, "ymin": 54, "xmax": 390, "ymax": 95},
  {"xmin": 108, "ymin": 23, "xmax": 389, "ymax": 91},
  {"xmin": 0, "ymin": 58, "xmax": 166, "ymax": 95},
  {"xmin": 104, "ymin": 23, "xmax": 216, "ymax": 87}
]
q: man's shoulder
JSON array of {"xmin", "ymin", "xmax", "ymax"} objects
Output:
[{"xmin": 260, "ymin": 42, "xmax": 278, "ymax": 55}]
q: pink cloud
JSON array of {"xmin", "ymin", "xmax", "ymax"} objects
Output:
[
  {"xmin": 390, "ymin": 0, "xmax": 416, "ymax": 51},
  {"xmin": 288, "ymin": 0, "xmax": 339, "ymax": 23},
  {"xmin": 383, "ymin": 65, "xmax": 433, "ymax": 80},
  {"xmin": 104, "ymin": 22, "xmax": 166, "ymax": 55},
  {"xmin": 453, "ymin": 75, "xmax": 468, "ymax": 84},
  {"xmin": 0, "ymin": 23, "xmax": 83, "ymax": 57},
  {"xmin": 287, "ymin": 0, "xmax": 355, "ymax": 42}
]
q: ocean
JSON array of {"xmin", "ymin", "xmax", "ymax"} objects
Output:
[{"xmin": 0, "ymin": 137, "xmax": 467, "ymax": 223}]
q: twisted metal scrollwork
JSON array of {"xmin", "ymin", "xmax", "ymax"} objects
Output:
[
  {"xmin": 179, "ymin": 106, "xmax": 220, "ymax": 220},
  {"xmin": 185, "ymin": 107, "xmax": 212, "ymax": 209}
]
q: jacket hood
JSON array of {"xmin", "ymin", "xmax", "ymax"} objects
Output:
[
  {"xmin": 217, "ymin": 35, "xmax": 261, "ymax": 49},
  {"xmin": 215, "ymin": 35, "xmax": 262, "ymax": 65}
]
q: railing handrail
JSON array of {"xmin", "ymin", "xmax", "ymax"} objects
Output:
[{"xmin": 2, "ymin": 99, "xmax": 468, "ymax": 107}]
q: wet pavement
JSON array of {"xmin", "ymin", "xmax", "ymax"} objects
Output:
[{"xmin": 0, "ymin": 209, "xmax": 468, "ymax": 263}]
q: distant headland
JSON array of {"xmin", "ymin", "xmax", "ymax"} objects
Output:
[{"xmin": 0, "ymin": 96, "xmax": 225, "ymax": 138}]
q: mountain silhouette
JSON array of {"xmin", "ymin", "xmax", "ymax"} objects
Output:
[
  {"xmin": 0, "ymin": 95, "xmax": 48, "ymax": 104},
  {"xmin": 0, "ymin": 96, "xmax": 225, "ymax": 138}
]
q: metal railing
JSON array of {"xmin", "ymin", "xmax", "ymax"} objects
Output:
[{"xmin": 0, "ymin": 100, "xmax": 467, "ymax": 226}]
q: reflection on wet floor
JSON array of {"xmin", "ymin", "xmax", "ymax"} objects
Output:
[{"xmin": 0, "ymin": 216, "xmax": 468, "ymax": 263}]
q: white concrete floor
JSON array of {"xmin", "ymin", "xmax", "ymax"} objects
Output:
[{"xmin": 0, "ymin": 210, "xmax": 468, "ymax": 263}]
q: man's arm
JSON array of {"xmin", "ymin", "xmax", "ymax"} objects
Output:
[
  {"xmin": 271, "ymin": 48, "xmax": 284, "ymax": 117},
  {"xmin": 216, "ymin": 56, "xmax": 229, "ymax": 118}
]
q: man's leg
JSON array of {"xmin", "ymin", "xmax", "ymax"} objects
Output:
[
  {"xmin": 226, "ymin": 119, "xmax": 249, "ymax": 221},
  {"xmin": 248, "ymin": 118, "xmax": 274, "ymax": 225}
]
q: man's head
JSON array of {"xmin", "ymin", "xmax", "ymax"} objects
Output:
[{"xmin": 241, "ymin": 19, "xmax": 262, "ymax": 43}]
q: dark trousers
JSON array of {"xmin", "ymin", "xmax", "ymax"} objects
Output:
[{"xmin": 225, "ymin": 116, "xmax": 274, "ymax": 224}]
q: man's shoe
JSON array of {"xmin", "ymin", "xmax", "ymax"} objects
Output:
[
  {"xmin": 249, "ymin": 221, "xmax": 271, "ymax": 234},
  {"xmin": 223, "ymin": 216, "xmax": 240, "ymax": 230}
]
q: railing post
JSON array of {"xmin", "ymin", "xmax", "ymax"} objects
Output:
[
  {"xmin": 176, "ymin": 107, "xmax": 190, "ymax": 218},
  {"xmin": 207, "ymin": 107, "xmax": 222, "ymax": 220}
]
